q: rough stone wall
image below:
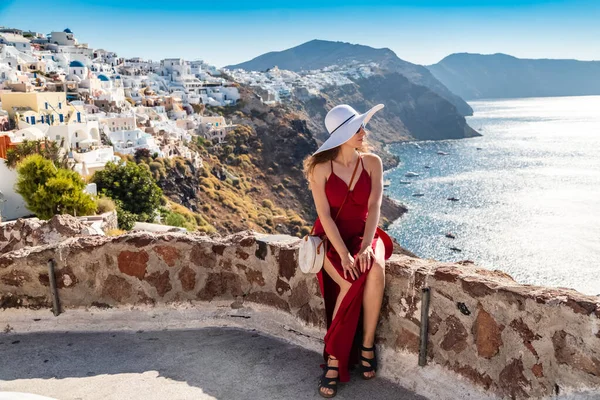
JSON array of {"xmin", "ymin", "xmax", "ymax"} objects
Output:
[
  {"xmin": 0, "ymin": 214, "xmax": 103, "ymax": 254},
  {"xmin": 1, "ymin": 231, "xmax": 599, "ymax": 399},
  {"xmin": 96, "ymin": 210, "xmax": 118, "ymax": 233}
]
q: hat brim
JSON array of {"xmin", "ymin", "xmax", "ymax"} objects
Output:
[{"xmin": 313, "ymin": 104, "xmax": 384, "ymax": 156}]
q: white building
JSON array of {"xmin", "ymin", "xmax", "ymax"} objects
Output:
[
  {"xmin": 9, "ymin": 126, "xmax": 46, "ymax": 142},
  {"xmin": 0, "ymin": 33, "xmax": 32, "ymax": 53},
  {"xmin": 94, "ymin": 74, "xmax": 126, "ymax": 104},
  {"xmin": 49, "ymin": 30, "xmax": 77, "ymax": 46},
  {"xmin": 0, "ymin": 161, "xmax": 31, "ymax": 221},
  {"xmin": 67, "ymin": 60, "xmax": 88, "ymax": 81},
  {"xmin": 197, "ymin": 116, "xmax": 235, "ymax": 144},
  {"xmin": 72, "ymin": 146, "xmax": 119, "ymax": 177},
  {"xmin": 108, "ymin": 129, "xmax": 162, "ymax": 156},
  {"xmin": 100, "ymin": 114, "xmax": 136, "ymax": 132},
  {"xmin": 46, "ymin": 121, "xmax": 101, "ymax": 150}
]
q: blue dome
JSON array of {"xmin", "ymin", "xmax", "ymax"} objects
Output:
[
  {"xmin": 70, "ymin": 60, "xmax": 85, "ymax": 68},
  {"xmin": 114, "ymin": 75, "xmax": 121, "ymax": 79},
  {"xmin": 98, "ymin": 74, "xmax": 110, "ymax": 82},
  {"xmin": 64, "ymin": 28, "xmax": 73, "ymax": 34}
]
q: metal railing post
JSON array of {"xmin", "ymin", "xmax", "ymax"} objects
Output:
[
  {"xmin": 418, "ymin": 287, "xmax": 431, "ymax": 366},
  {"xmin": 48, "ymin": 259, "xmax": 61, "ymax": 316}
]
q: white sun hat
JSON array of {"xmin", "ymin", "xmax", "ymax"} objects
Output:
[{"xmin": 313, "ymin": 103, "xmax": 384, "ymax": 155}]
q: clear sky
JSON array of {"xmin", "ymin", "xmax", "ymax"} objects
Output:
[{"xmin": 1, "ymin": 0, "xmax": 599, "ymax": 67}]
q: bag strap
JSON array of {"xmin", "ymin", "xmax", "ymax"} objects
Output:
[{"xmin": 309, "ymin": 153, "xmax": 362, "ymax": 236}]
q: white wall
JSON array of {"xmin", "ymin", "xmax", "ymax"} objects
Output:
[{"xmin": 0, "ymin": 161, "xmax": 31, "ymax": 221}]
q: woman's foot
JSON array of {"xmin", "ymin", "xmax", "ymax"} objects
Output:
[
  {"xmin": 360, "ymin": 345, "xmax": 377, "ymax": 380},
  {"xmin": 318, "ymin": 356, "xmax": 339, "ymax": 398}
]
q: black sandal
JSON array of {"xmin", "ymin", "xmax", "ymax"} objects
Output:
[
  {"xmin": 318, "ymin": 357, "xmax": 339, "ymax": 398},
  {"xmin": 359, "ymin": 345, "xmax": 378, "ymax": 380}
]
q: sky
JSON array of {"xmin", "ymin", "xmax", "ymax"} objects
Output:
[{"xmin": 1, "ymin": 0, "xmax": 599, "ymax": 68}]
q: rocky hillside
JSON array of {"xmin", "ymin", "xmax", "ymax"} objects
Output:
[
  {"xmin": 154, "ymin": 86, "xmax": 407, "ymax": 237},
  {"xmin": 291, "ymin": 71, "xmax": 480, "ymax": 168},
  {"xmin": 428, "ymin": 53, "xmax": 600, "ymax": 100},
  {"xmin": 227, "ymin": 39, "xmax": 473, "ymax": 116}
]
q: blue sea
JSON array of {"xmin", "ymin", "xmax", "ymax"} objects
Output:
[{"xmin": 385, "ymin": 96, "xmax": 600, "ymax": 296}]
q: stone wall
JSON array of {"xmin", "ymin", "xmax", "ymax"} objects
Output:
[
  {"xmin": 0, "ymin": 214, "xmax": 101, "ymax": 253},
  {"xmin": 0, "ymin": 212, "xmax": 118, "ymax": 254},
  {"xmin": 0, "ymin": 231, "xmax": 599, "ymax": 399},
  {"xmin": 79, "ymin": 210, "xmax": 118, "ymax": 233}
]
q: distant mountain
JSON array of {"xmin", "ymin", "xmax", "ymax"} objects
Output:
[
  {"xmin": 226, "ymin": 39, "xmax": 473, "ymax": 116},
  {"xmin": 427, "ymin": 53, "xmax": 600, "ymax": 100}
]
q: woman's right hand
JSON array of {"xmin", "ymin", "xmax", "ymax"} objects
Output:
[{"xmin": 341, "ymin": 252, "xmax": 359, "ymax": 281}]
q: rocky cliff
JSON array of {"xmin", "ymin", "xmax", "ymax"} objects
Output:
[
  {"xmin": 291, "ymin": 71, "xmax": 480, "ymax": 168},
  {"xmin": 154, "ymin": 86, "xmax": 408, "ymax": 240}
]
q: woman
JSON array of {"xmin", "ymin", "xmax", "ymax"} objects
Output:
[{"xmin": 303, "ymin": 104, "xmax": 394, "ymax": 398}]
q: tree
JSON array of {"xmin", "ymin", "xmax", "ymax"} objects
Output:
[
  {"xmin": 134, "ymin": 147, "xmax": 152, "ymax": 161},
  {"xmin": 15, "ymin": 155, "xmax": 96, "ymax": 219},
  {"xmin": 92, "ymin": 161, "xmax": 163, "ymax": 216},
  {"xmin": 5, "ymin": 139, "xmax": 70, "ymax": 169}
]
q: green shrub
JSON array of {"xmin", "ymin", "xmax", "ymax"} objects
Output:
[
  {"xmin": 165, "ymin": 212, "xmax": 188, "ymax": 230},
  {"xmin": 15, "ymin": 155, "xmax": 96, "ymax": 219},
  {"xmin": 115, "ymin": 204, "xmax": 137, "ymax": 231},
  {"xmin": 5, "ymin": 139, "xmax": 69, "ymax": 170},
  {"xmin": 149, "ymin": 161, "xmax": 166, "ymax": 180},
  {"xmin": 92, "ymin": 161, "xmax": 162, "ymax": 216}
]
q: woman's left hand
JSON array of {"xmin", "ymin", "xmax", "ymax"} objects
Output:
[{"xmin": 355, "ymin": 246, "xmax": 375, "ymax": 273}]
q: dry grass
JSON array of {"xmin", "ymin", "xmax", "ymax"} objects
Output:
[{"xmin": 106, "ymin": 229, "xmax": 126, "ymax": 237}]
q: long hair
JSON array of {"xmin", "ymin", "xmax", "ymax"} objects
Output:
[{"xmin": 303, "ymin": 137, "xmax": 371, "ymax": 185}]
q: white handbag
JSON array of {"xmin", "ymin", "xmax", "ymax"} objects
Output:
[
  {"xmin": 298, "ymin": 235, "xmax": 326, "ymax": 274},
  {"xmin": 298, "ymin": 156, "xmax": 361, "ymax": 274}
]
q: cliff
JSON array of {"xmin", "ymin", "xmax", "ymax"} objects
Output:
[
  {"xmin": 291, "ymin": 71, "xmax": 480, "ymax": 168},
  {"xmin": 152, "ymin": 86, "xmax": 408, "ymax": 239}
]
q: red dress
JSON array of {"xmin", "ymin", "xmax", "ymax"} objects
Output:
[{"xmin": 312, "ymin": 156, "xmax": 393, "ymax": 382}]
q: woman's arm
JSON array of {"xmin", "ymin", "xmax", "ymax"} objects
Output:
[
  {"xmin": 309, "ymin": 163, "xmax": 350, "ymax": 259},
  {"xmin": 361, "ymin": 154, "xmax": 383, "ymax": 251}
]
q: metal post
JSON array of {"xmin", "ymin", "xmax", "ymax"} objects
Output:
[
  {"xmin": 48, "ymin": 259, "xmax": 61, "ymax": 316},
  {"xmin": 418, "ymin": 287, "xmax": 431, "ymax": 366}
]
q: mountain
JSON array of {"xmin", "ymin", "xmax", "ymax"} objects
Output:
[
  {"xmin": 427, "ymin": 53, "xmax": 600, "ymax": 100},
  {"xmin": 226, "ymin": 39, "xmax": 473, "ymax": 116},
  {"xmin": 291, "ymin": 71, "xmax": 480, "ymax": 168}
]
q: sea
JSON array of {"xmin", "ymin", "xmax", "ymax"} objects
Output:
[{"xmin": 384, "ymin": 96, "xmax": 600, "ymax": 296}]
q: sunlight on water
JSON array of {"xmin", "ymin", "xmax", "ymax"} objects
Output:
[{"xmin": 385, "ymin": 96, "xmax": 600, "ymax": 295}]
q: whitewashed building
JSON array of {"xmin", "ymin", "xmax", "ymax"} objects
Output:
[
  {"xmin": 0, "ymin": 161, "xmax": 31, "ymax": 221},
  {"xmin": 108, "ymin": 129, "xmax": 162, "ymax": 156},
  {"xmin": 0, "ymin": 32, "xmax": 32, "ymax": 53}
]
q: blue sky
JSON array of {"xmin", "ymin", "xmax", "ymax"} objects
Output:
[{"xmin": 1, "ymin": 0, "xmax": 599, "ymax": 67}]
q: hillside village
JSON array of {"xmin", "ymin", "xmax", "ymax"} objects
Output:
[{"xmin": 0, "ymin": 26, "xmax": 408, "ymax": 237}]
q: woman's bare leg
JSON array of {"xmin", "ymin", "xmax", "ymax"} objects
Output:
[
  {"xmin": 320, "ymin": 255, "xmax": 352, "ymax": 397},
  {"xmin": 361, "ymin": 238, "xmax": 386, "ymax": 378},
  {"xmin": 323, "ymin": 255, "xmax": 352, "ymax": 320}
]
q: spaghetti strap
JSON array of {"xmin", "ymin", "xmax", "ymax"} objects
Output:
[
  {"xmin": 359, "ymin": 155, "xmax": 364, "ymax": 169},
  {"xmin": 330, "ymin": 159, "xmax": 334, "ymax": 173}
]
